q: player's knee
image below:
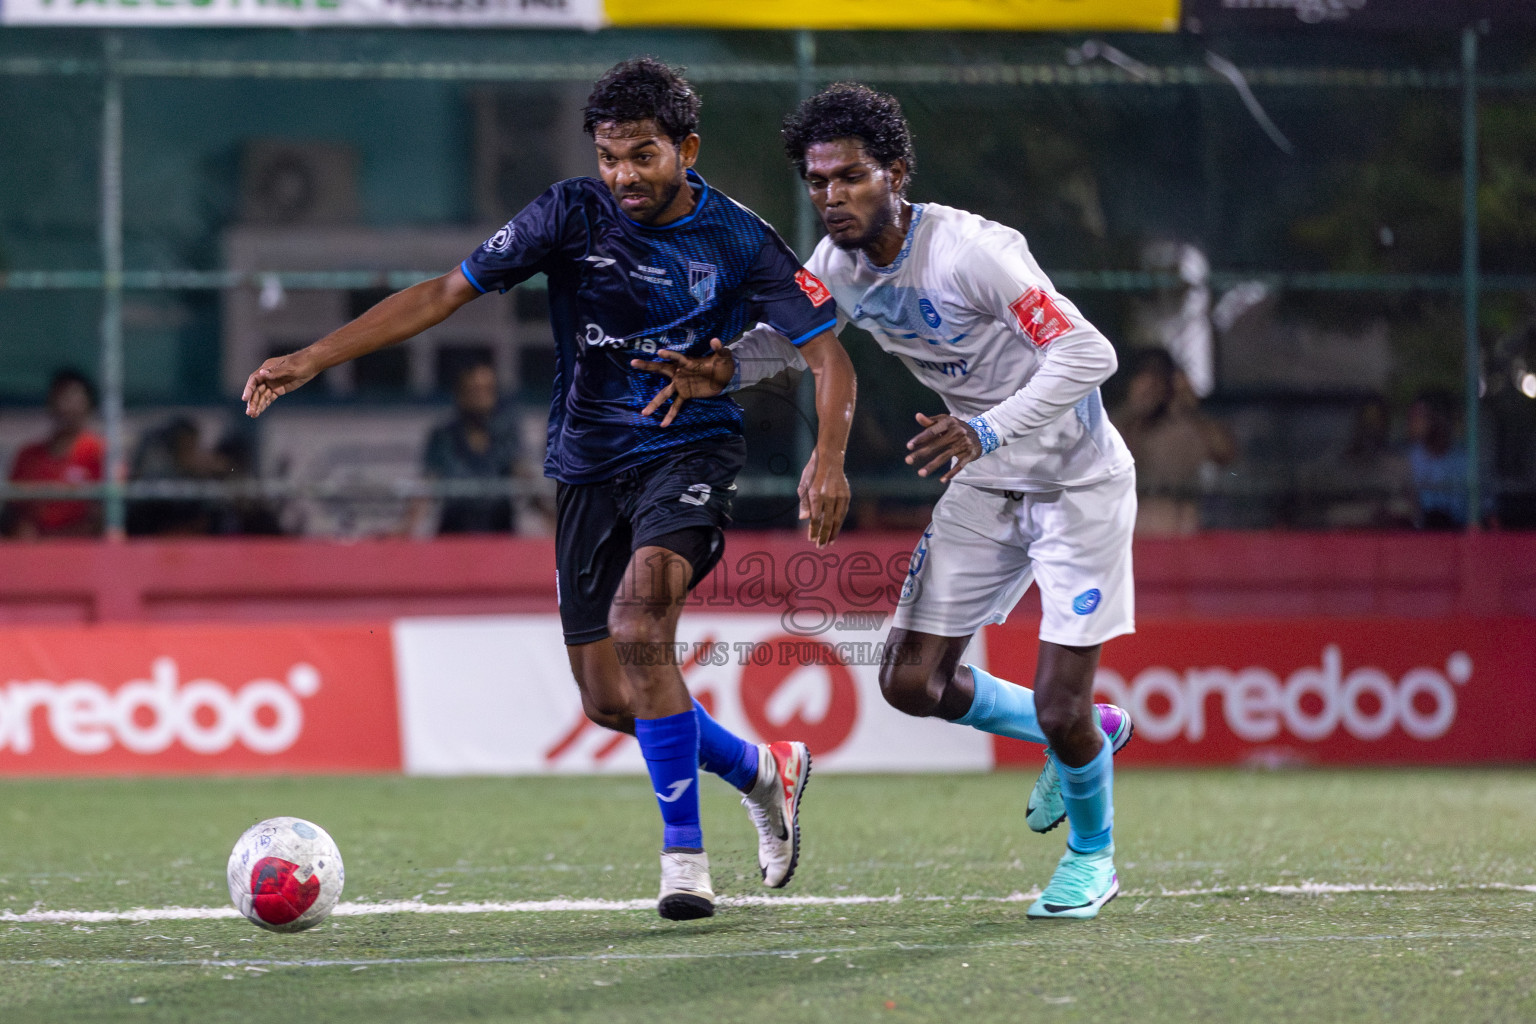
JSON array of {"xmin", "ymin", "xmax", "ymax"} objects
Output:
[
  {"xmin": 1036, "ymin": 699, "xmax": 1092, "ymax": 745},
  {"xmin": 569, "ymin": 664, "xmax": 633, "ymax": 723},
  {"xmin": 581, "ymin": 693, "xmax": 632, "ymax": 729},
  {"xmin": 606, "ymin": 602, "xmax": 670, "ymax": 648},
  {"xmin": 878, "ymin": 659, "xmax": 943, "ymax": 718}
]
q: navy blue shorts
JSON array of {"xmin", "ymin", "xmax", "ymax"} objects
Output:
[{"xmin": 555, "ymin": 438, "xmax": 746, "ymax": 645}]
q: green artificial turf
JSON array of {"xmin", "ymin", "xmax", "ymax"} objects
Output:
[{"xmin": 1, "ymin": 770, "xmax": 1533, "ymax": 1023}]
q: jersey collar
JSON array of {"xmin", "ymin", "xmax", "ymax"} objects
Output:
[
  {"xmin": 628, "ymin": 168, "xmax": 712, "ymax": 231},
  {"xmin": 861, "ymin": 202, "xmax": 925, "ymax": 276}
]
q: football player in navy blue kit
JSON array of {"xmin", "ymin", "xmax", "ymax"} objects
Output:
[{"xmin": 242, "ymin": 58, "xmax": 857, "ymax": 921}]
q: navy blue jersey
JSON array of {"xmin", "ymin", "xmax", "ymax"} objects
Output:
[{"xmin": 460, "ymin": 170, "xmax": 838, "ymax": 484}]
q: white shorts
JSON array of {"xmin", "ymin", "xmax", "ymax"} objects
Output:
[{"xmin": 892, "ymin": 469, "xmax": 1136, "ymax": 646}]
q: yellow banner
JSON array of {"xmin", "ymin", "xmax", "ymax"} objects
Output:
[{"xmin": 605, "ymin": 0, "xmax": 1179, "ymax": 31}]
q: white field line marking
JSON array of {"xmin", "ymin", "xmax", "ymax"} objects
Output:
[
  {"xmin": 3, "ymin": 882, "xmax": 1534, "ymax": 925},
  {"xmin": 1, "ymin": 929, "xmax": 1531, "ymax": 971}
]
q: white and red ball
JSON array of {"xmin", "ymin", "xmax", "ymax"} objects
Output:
[{"xmin": 227, "ymin": 816, "xmax": 345, "ymax": 932}]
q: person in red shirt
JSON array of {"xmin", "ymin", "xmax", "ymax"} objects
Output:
[{"xmin": 2, "ymin": 369, "xmax": 104, "ymax": 539}]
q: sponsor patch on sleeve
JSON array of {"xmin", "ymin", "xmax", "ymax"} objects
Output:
[
  {"xmin": 485, "ymin": 223, "xmax": 515, "ymax": 253},
  {"xmin": 1008, "ymin": 287, "xmax": 1073, "ymax": 347},
  {"xmin": 795, "ymin": 268, "xmax": 833, "ymax": 307}
]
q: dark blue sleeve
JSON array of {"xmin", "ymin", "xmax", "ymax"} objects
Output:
[
  {"xmin": 460, "ymin": 184, "xmax": 571, "ymax": 295},
  {"xmin": 745, "ymin": 227, "xmax": 839, "ymax": 347}
]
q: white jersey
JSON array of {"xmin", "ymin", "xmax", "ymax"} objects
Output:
[{"xmin": 733, "ymin": 202, "xmax": 1133, "ymax": 491}]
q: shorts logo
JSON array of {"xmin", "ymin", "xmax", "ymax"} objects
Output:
[
  {"xmin": 679, "ymin": 483, "xmax": 712, "ymax": 507},
  {"xmin": 1009, "ymin": 287, "xmax": 1073, "ymax": 347},
  {"xmin": 688, "ymin": 262, "xmax": 717, "ymax": 306},
  {"xmin": 918, "ymin": 298, "xmax": 942, "ymax": 328},
  {"xmin": 485, "ymin": 224, "xmax": 516, "ymax": 253},
  {"xmin": 900, "ymin": 527, "xmax": 933, "ymax": 601},
  {"xmin": 1073, "ymin": 588, "xmax": 1102, "ymax": 616},
  {"xmin": 795, "ymin": 268, "xmax": 833, "ymax": 307}
]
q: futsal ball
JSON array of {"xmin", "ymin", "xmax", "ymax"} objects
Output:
[{"xmin": 226, "ymin": 816, "xmax": 345, "ymax": 933}]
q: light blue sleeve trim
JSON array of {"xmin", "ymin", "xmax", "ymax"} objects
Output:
[
  {"xmin": 787, "ymin": 318, "xmax": 838, "ymax": 347},
  {"xmin": 968, "ymin": 415, "xmax": 1001, "ymax": 455},
  {"xmin": 722, "ymin": 358, "xmax": 745, "ymax": 394},
  {"xmin": 459, "ymin": 260, "xmax": 488, "ymax": 295}
]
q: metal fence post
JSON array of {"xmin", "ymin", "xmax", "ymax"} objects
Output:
[
  {"xmin": 793, "ymin": 29, "xmax": 818, "ymax": 261},
  {"xmin": 1461, "ymin": 25, "xmax": 1481, "ymax": 531},
  {"xmin": 100, "ymin": 31, "xmax": 127, "ymax": 538},
  {"xmin": 793, "ymin": 29, "xmax": 818, "ymax": 482}
]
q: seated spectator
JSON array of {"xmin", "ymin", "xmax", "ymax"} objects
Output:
[
  {"xmin": 1406, "ymin": 388, "xmax": 1490, "ymax": 530},
  {"xmin": 1305, "ymin": 395, "xmax": 1413, "ymax": 529},
  {"xmin": 210, "ymin": 432, "xmax": 283, "ymax": 536},
  {"xmin": 1111, "ymin": 348, "xmax": 1237, "ymax": 536},
  {"xmin": 127, "ymin": 416, "xmax": 227, "ymax": 536},
  {"xmin": 1, "ymin": 369, "xmax": 104, "ymax": 540},
  {"xmin": 413, "ymin": 363, "xmax": 520, "ymax": 534}
]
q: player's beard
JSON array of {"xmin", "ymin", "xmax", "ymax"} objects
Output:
[
  {"xmin": 831, "ymin": 200, "xmax": 897, "ymax": 252},
  {"xmin": 624, "ymin": 175, "xmax": 686, "ymax": 226}
]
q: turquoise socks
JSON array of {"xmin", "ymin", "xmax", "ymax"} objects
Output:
[
  {"xmin": 1058, "ymin": 735, "xmax": 1114, "ymax": 853},
  {"xmin": 954, "ymin": 665, "xmax": 1047, "ymax": 745}
]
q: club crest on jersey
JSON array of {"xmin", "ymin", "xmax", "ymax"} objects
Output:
[
  {"xmin": 485, "ymin": 224, "xmax": 516, "ymax": 253},
  {"xmin": 919, "ymin": 298, "xmax": 942, "ymax": 328},
  {"xmin": 1009, "ymin": 287, "xmax": 1073, "ymax": 347},
  {"xmin": 688, "ymin": 262, "xmax": 717, "ymax": 306},
  {"xmin": 795, "ymin": 268, "xmax": 833, "ymax": 307}
]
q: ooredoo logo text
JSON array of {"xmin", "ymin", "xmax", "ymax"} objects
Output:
[
  {"xmin": 0, "ymin": 657, "xmax": 321, "ymax": 756},
  {"xmin": 1094, "ymin": 645, "xmax": 1469, "ymax": 744}
]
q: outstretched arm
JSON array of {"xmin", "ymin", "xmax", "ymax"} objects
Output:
[
  {"xmin": 796, "ymin": 329, "xmax": 856, "ymax": 548},
  {"xmin": 243, "ymin": 269, "xmax": 481, "ymax": 417}
]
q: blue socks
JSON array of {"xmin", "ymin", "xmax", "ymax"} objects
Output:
[
  {"xmin": 633, "ymin": 711, "xmax": 703, "ymax": 851},
  {"xmin": 632, "ymin": 702, "xmax": 758, "ymax": 851},
  {"xmin": 693, "ymin": 699, "xmax": 759, "ymax": 792},
  {"xmin": 1059, "ymin": 734, "xmax": 1114, "ymax": 853},
  {"xmin": 955, "ymin": 665, "xmax": 1048, "ymax": 745}
]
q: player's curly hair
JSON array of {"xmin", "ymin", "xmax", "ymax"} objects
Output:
[
  {"xmin": 582, "ymin": 57, "xmax": 701, "ymax": 146},
  {"xmin": 781, "ymin": 82, "xmax": 915, "ymax": 188}
]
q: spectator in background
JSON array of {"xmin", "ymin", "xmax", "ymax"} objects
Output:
[
  {"xmin": 1111, "ymin": 347, "xmax": 1237, "ymax": 536},
  {"xmin": 1407, "ymin": 387, "xmax": 1489, "ymax": 530},
  {"xmin": 410, "ymin": 362, "xmax": 520, "ymax": 534},
  {"xmin": 127, "ymin": 417, "xmax": 284, "ymax": 537},
  {"xmin": 1, "ymin": 369, "xmax": 104, "ymax": 540},
  {"xmin": 210, "ymin": 432, "xmax": 283, "ymax": 536},
  {"xmin": 1308, "ymin": 395, "xmax": 1413, "ymax": 529},
  {"xmin": 127, "ymin": 416, "xmax": 226, "ymax": 536}
]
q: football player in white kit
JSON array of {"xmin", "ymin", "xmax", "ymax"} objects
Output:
[{"xmin": 634, "ymin": 83, "xmax": 1137, "ymax": 919}]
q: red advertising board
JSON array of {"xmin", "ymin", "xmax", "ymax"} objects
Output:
[
  {"xmin": 0, "ymin": 625, "xmax": 400, "ymax": 774},
  {"xmin": 988, "ymin": 619, "xmax": 1536, "ymax": 766}
]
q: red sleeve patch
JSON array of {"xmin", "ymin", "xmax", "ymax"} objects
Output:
[
  {"xmin": 795, "ymin": 268, "xmax": 833, "ymax": 307},
  {"xmin": 1008, "ymin": 287, "xmax": 1073, "ymax": 347}
]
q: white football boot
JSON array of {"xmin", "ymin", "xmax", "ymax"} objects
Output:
[
  {"xmin": 657, "ymin": 850, "xmax": 715, "ymax": 921},
  {"xmin": 741, "ymin": 741, "xmax": 811, "ymax": 888}
]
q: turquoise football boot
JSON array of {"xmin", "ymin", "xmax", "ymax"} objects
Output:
[{"xmin": 1027, "ymin": 844, "xmax": 1119, "ymax": 920}]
